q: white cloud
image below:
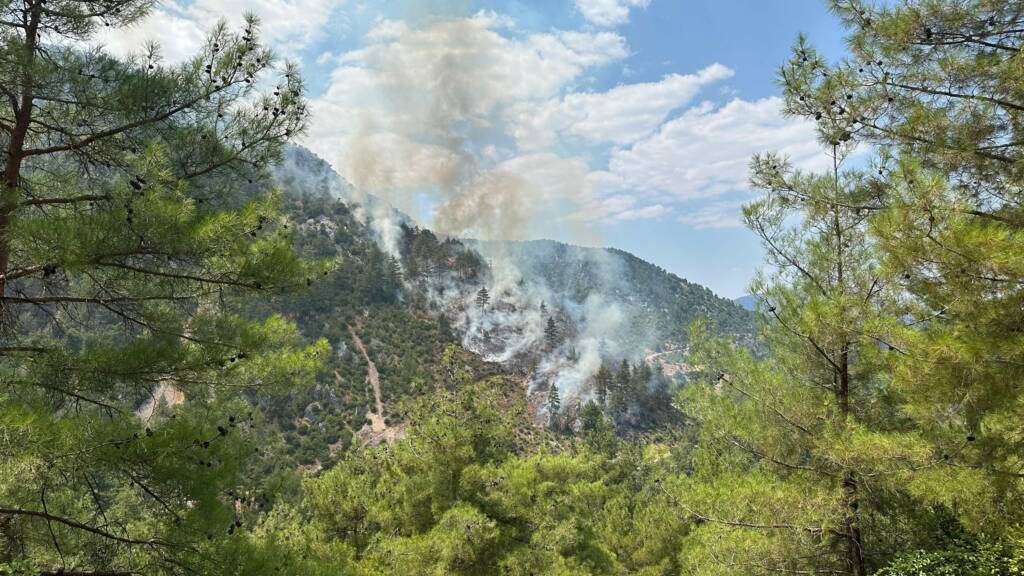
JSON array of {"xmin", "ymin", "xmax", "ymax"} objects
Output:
[
  {"xmin": 91, "ymin": 2, "xmax": 206, "ymax": 62},
  {"xmin": 301, "ymin": 13, "xmax": 635, "ymax": 238},
  {"xmin": 570, "ymin": 192, "xmax": 670, "ymax": 225},
  {"xmin": 678, "ymin": 200, "xmax": 747, "ymax": 229},
  {"xmin": 301, "ymin": 10, "xmax": 824, "ymax": 234},
  {"xmin": 508, "ymin": 63, "xmax": 733, "ymax": 149},
  {"xmin": 607, "ymin": 97, "xmax": 825, "ymax": 201},
  {"xmin": 575, "ymin": 0, "xmax": 651, "ymax": 27},
  {"xmin": 365, "ymin": 18, "xmax": 409, "ymax": 43},
  {"xmin": 613, "ymin": 203, "xmax": 671, "ymax": 221},
  {"xmin": 92, "ymin": 0, "xmax": 348, "ymax": 63}
]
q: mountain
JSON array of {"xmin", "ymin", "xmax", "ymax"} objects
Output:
[
  {"xmin": 490, "ymin": 238, "xmax": 754, "ymax": 348},
  {"xmin": 258, "ymin": 145, "xmax": 754, "ymax": 462},
  {"xmin": 734, "ymin": 294, "xmax": 757, "ymax": 311}
]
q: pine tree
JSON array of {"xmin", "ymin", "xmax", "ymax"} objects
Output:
[
  {"xmin": 547, "ymin": 382, "xmax": 561, "ymax": 429},
  {"xmin": 385, "ymin": 253, "xmax": 403, "ymax": 293},
  {"xmin": 579, "ymin": 400, "xmax": 618, "ymax": 455},
  {"xmin": 679, "ymin": 140, "xmax": 916, "ymax": 574},
  {"xmin": 579, "ymin": 400, "xmax": 604, "ymax": 434},
  {"xmin": 566, "ymin": 346, "xmax": 579, "ymax": 362},
  {"xmin": 544, "ymin": 316, "xmax": 560, "ymax": 351},
  {"xmin": 631, "ymin": 360, "xmax": 652, "ymax": 401},
  {"xmin": 475, "ymin": 286, "xmax": 490, "ymax": 308},
  {"xmin": 387, "ymin": 255, "xmax": 403, "ymax": 288},
  {"xmin": 0, "ymin": 5, "xmax": 328, "ymax": 574},
  {"xmin": 776, "ymin": 0, "xmax": 1024, "ymax": 555},
  {"xmin": 594, "ymin": 363, "xmax": 612, "ymax": 407},
  {"xmin": 609, "ymin": 359, "xmax": 631, "ymax": 418}
]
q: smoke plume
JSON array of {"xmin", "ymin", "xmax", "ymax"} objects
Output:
[{"xmin": 307, "ymin": 12, "xmax": 664, "ymax": 411}]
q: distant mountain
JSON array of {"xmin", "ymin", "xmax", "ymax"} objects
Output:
[
  {"xmin": 271, "ymin": 146, "xmax": 754, "ymax": 355},
  {"xmin": 479, "ymin": 239, "xmax": 755, "ymax": 352},
  {"xmin": 734, "ymin": 294, "xmax": 757, "ymax": 311},
  {"xmin": 257, "ymin": 145, "xmax": 755, "ymax": 460}
]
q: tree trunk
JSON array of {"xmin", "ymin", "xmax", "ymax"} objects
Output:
[
  {"xmin": 0, "ymin": 1, "xmax": 41, "ymax": 319},
  {"xmin": 838, "ymin": 345, "xmax": 866, "ymax": 576}
]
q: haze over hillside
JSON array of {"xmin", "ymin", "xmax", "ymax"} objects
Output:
[
  {"xmin": 272, "ymin": 145, "xmax": 753, "ymax": 410},
  {"xmin": 5, "ymin": 1, "xmax": 1020, "ymax": 574}
]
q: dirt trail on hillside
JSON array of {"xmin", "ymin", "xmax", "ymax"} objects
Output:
[
  {"xmin": 644, "ymin": 349, "xmax": 693, "ymax": 377},
  {"xmin": 348, "ymin": 319, "xmax": 387, "ymax": 436},
  {"xmin": 137, "ymin": 381, "xmax": 185, "ymax": 423}
]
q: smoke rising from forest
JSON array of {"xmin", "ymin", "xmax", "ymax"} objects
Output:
[
  {"xmin": 338, "ymin": 14, "xmax": 544, "ymax": 245},
  {"xmin": 292, "ymin": 14, "xmax": 670, "ymax": 409}
]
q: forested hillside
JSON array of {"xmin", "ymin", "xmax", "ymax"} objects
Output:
[
  {"xmin": 494, "ymin": 239, "xmax": 754, "ymax": 347},
  {"xmin": 248, "ymin": 147, "xmax": 753, "ymax": 466},
  {"xmin": 2, "ymin": 1, "xmax": 1023, "ymax": 575}
]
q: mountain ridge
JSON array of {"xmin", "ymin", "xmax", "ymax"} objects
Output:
[{"xmin": 257, "ymin": 145, "xmax": 754, "ymax": 460}]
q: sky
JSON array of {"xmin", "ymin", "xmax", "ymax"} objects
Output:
[{"xmin": 95, "ymin": 0, "xmax": 851, "ymax": 298}]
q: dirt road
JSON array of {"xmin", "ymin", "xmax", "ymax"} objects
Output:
[{"xmin": 348, "ymin": 325, "xmax": 386, "ymax": 434}]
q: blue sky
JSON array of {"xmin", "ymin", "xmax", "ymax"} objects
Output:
[{"xmin": 99, "ymin": 0, "xmax": 851, "ymax": 298}]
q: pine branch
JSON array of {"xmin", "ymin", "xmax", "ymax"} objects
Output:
[
  {"xmin": 20, "ymin": 193, "xmax": 110, "ymax": 207},
  {"xmin": 725, "ymin": 436, "xmax": 835, "ymax": 477},
  {"xmin": 882, "ymin": 79, "xmax": 1024, "ymax": 113},
  {"xmin": 38, "ymin": 565, "xmax": 139, "ymax": 569},
  {"xmin": 0, "ymin": 506, "xmax": 169, "ymax": 547},
  {"xmin": 4, "ymin": 294, "xmax": 199, "ymax": 305},
  {"xmin": 23, "ymin": 84, "xmax": 241, "ymax": 158},
  {"xmin": 655, "ymin": 483, "xmax": 829, "ymax": 535},
  {"xmin": 95, "ymin": 261, "xmax": 258, "ymax": 289},
  {"xmin": 719, "ymin": 374, "xmax": 816, "ymax": 437}
]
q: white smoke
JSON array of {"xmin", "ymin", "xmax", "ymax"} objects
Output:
[
  {"xmin": 419, "ymin": 239, "xmax": 662, "ymax": 410},
  {"xmin": 298, "ymin": 12, "xmax": 670, "ymax": 411},
  {"xmin": 272, "ymin": 146, "xmax": 407, "ymax": 257}
]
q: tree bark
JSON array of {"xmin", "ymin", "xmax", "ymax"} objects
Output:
[
  {"xmin": 833, "ymin": 148, "xmax": 866, "ymax": 576},
  {"xmin": 0, "ymin": 0, "xmax": 41, "ymax": 318}
]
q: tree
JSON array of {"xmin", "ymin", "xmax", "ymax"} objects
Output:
[
  {"xmin": 302, "ymin": 363, "xmax": 685, "ymax": 574},
  {"xmin": 609, "ymin": 359, "xmax": 631, "ymax": 418},
  {"xmin": 547, "ymin": 382, "xmax": 561, "ymax": 429},
  {"xmin": 0, "ymin": 4, "xmax": 328, "ymax": 574},
  {"xmin": 594, "ymin": 363, "xmax": 612, "ymax": 407},
  {"xmin": 674, "ymin": 2, "xmax": 1024, "ymax": 570},
  {"xmin": 544, "ymin": 316, "xmax": 560, "ymax": 351},
  {"xmin": 387, "ymin": 255, "xmax": 403, "ymax": 288},
  {"xmin": 579, "ymin": 400, "xmax": 618, "ymax": 455},
  {"xmin": 774, "ymin": 0, "xmax": 1024, "ymax": 545},
  {"xmin": 566, "ymin": 346, "xmax": 579, "ymax": 362},
  {"xmin": 779, "ymin": 0, "xmax": 1024, "ymax": 548},
  {"xmin": 631, "ymin": 360, "xmax": 652, "ymax": 400},
  {"xmin": 475, "ymin": 286, "xmax": 490, "ymax": 309},
  {"xmin": 678, "ymin": 138, "xmax": 920, "ymax": 574}
]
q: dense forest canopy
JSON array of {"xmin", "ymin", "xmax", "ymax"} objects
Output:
[{"xmin": 1, "ymin": 0, "xmax": 1023, "ymax": 574}]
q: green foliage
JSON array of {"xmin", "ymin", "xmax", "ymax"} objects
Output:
[
  {"xmin": 594, "ymin": 364, "xmax": 612, "ymax": 407},
  {"xmin": 544, "ymin": 316, "xmax": 561, "ymax": 351},
  {"xmin": 298, "ymin": 359, "xmax": 688, "ymax": 575},
  {"xmin": 0, "ymin": 4, "xmax": 326, "ymax": 574},
  {"xmin": 547, "ymin": 382, "xmax": 562, "ymax": 429},
  {"xmin": 678, "ymin": 141, "xmax": 912, "ymax": 573},
  {"xmin": 783, "ymin": 7, "xmax": 1024, "ymax": 517},
  {"xmin": 579, "ymin": 401, "xmax": 619, "ymax": 456},
  {"xmin": 675, "ymin": 1, "xmax": 1024, "ymax": 574},
  {"xmin": 877, "ymin": 538, "xmax": 1024, "ymax": 576}
]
